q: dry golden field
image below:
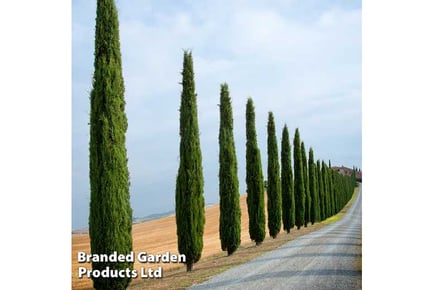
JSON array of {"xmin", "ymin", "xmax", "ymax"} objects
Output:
[{"xmin": 72, "ymin": 194, "xmax": 268, "ymax": 289}]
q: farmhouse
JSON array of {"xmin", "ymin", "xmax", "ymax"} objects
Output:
[{"xmin": 332, "ymin": 165, "xmax": 362, "ymax": 182}]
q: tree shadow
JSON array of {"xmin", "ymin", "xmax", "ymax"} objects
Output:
[{"xmin": 190, "ymin": 268, "xmax": 361, "ymax": 289}]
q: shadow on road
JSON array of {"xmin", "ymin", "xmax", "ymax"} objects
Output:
[{"xmin": 191, "ymin": 269, "xmax": 361, "ymax": 289}]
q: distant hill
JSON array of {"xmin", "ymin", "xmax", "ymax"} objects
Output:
[
  {"xmin": 132, "ymin": 210, "xmax": 175, "ymax": 224},
  {"xmin": 72, "ymin": 203, "xmax": 215, "ymax": 235}
]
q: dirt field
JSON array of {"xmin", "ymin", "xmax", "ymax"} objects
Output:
[{"xmin": 72, "ymin": 194, "xmax": 263, "ymax": 289}]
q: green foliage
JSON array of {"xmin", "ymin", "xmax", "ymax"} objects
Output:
[
  {"xmin": 335, "ymin": 170, "xmax": 343, "ymax": 211},
  {"xmin": 327, "ymin": 165, "xmax": 357, "ymax": 214},
  {"xmin": 301, "ymin": 142, "xmax": 310, "ymax": 227},
  {"xmin": 245, "ymin": 98, "xmax": 266, "ymax": 245},
  {"xmin": 266, "ymin": 112, "xmax": 282, "ymax": 238},
  {"xmin": 281, "ymin": 125, "xmax": 295, "ymax": 233},
  {"xmin": 293, "ymin": 128, "xmax": 305, "ymax": 229},
  {"xmin": 322, "ymin": 161, "xmax": 331, "ymax": 218},
  {"xmin": 218, "ymin": 83, "xmax": 241, "ymax": 256},
  {"xmin": 175, "ymin": 51, "xmax": 205, "ymax": 272},
  {"xmin": 316, "ymin": 160, "xmax": 325, "ymax": 221},
  {"xmin": 321, "ymin": 161, "xmax": 332, "ymax": 218},
  {"xmin": 88, "ymin": 0, "xmax": 133, "ymax": 289},
  {"xmin": 328, "ymin": 160, "xmax": 336, "ymax": 215},
  {"xmin": 308, "ymin": 148, "xmax": 319, "ymax": 224},
  {"xmin": 351, "ymin": 168, "xmax": 357, "ymax": 188}
]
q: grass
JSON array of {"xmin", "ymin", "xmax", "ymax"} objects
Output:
[
  {"xmin": 322, "ymin": 188, "xmax": 359, "ymax": 225},
  {"xmin": 128, "ymin": 187, "xmax": 361, "ymax": 289}
]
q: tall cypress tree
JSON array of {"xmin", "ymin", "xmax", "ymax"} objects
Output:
[
  {"xmin": 333, "ymin": 170, "xmax": 340, "ymax": 214},
  {"xmin": 88, "ymin": 1, "xmax": 133, "ymax": 289},
  {"xmin": 334, "ymin": 171, "xmax": 341, "ymax": 211},
  {"xmin": 266, "ymin": 112, "xmax": 282, "ymax": 238},
  {"xmin": 316, "ymin": 159, "xmax": 325, "ymax": 221},
  {"xmin": 293, "ymin": 128, "xmax": 305, "ymax": 229},
  {"xmin": 328, "ymin": 160, "xmax": 336, "ymax": 215},
  {"xmin": 281, "ymin": 125, "xmax": 295, "ymax": 233},
  {"xmin": 301, "ymin": 142, "xmax": 310, "ymax": 227},
  {"xmin": 322, "ymin": 161, "xmax": 330, "ymax": 218},
  {"xmin": 175, "ymin": 51, "xmax": 205, "ymax": 272},
  {"xmin": 308, "ymin": 148, "xmax": 319, "ymax": 224},
  {"xmin": 218, "ymin": 83, "xmax": 241, "ymax": 256},
  {"xmin": 245, "ymin": 98, "xmax": 266, "ymax": 245}
]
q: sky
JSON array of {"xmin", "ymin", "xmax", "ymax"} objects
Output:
[{"xmin": 72, "ymin": 0, "xmax": 361, "ymax": 230}]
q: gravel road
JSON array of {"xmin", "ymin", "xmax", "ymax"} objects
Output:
[{"xmin": 189, "ymin": 186, "xmax": 362, "ymax": 290}]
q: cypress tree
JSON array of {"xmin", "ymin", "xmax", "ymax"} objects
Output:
[
  {"xmin": 281, "ymin": 125, "xmax": 295, "ymax": 233},
  {"xmin": 335, "ymin": 170, "xmax": 341, "ymax": 212},
  {"xmin": 317, "ymin": 159, "xmax": 325, "ymax": 221},
  {"xmin": 308, "ymin": 148, "xmax": 319, "ymax": 224},
  {"xmin": 218, "ymin": 83, "xmax": 241, "ymax": 256},
  {"xmin": 175, "ymin": 51, "xmax": 205, "ymax": 272},
  {"xmin": 335, "ymin": 171, "xmax": 342, "ymax": 211},
  {"xmin": 352, "ymin": 167, "xmax": 357, "ymax": 188},
  {"xmin": 322, "ymin": 161, "xmax": 331, "ymax": 218},
  {"xmin": 333, "ymin": 170, "xmax": 339, "ymax": 214},
  {"xmin": 266, "ymin": 112, "xmax": 282, "ymax": 238},
  {"xmin": 245, "ymin": 98, "xmax": 266, "ymax": 245},
  {"xmin": 293, "ymin": 128, "xmax": 305, "ymax": 229},
  {"xmin": 328, "ymin": 160, "xmax": 336, "ymax": 215},
  {"xmin": 88, "ymin": 0, "xmax": 133, "ymax": 289},
  {"xmin": 301, "ymin": 142, "xmax": 310, "ymax": 227}
]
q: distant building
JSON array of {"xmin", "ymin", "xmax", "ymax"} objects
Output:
[{"xmin": 332, "ymin": 166, "xmax": 362, "ymax": 182}]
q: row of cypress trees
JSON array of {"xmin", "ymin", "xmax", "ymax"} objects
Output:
[
  {"xmin": 244, "ymin": 100, "xmax": 358, "ymax": 244},
  {"xmin": 175, "ymin": 52, "xmax": 358, "ymax": 271},
  {"xmin": 281, "ymin": 127, "xmax": 357, "ymax": 233},
  {"xmin": 87, "ymin": 0, "xmax": 358, "ymax": 285}
]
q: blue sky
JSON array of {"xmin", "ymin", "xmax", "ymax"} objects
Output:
[{"xmin": 72, "ymin": 0, "xmax": 361, "ymax": 229}]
